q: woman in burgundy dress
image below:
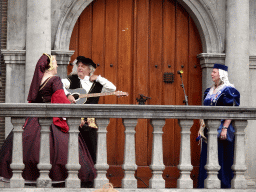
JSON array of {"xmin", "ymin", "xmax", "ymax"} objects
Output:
[{"xmin": 0, "ymin": 53, "xmax": 96, "ymax": 186}]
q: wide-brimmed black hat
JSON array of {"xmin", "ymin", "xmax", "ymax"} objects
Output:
[{"xmin": 76, "ymin": 56, "xmax": 97, "ymax": 68}]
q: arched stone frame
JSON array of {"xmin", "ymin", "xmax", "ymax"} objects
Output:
[
  {"xmin": 54, "ymin": 0, "xmax": 223, "ymax": 53},
  {"xmin": 54, "ymin": 0, "xmax": 94, "ymax": 51},
  {"xmin": 177, "ymin": 0, "xmax": 223, "ymax": 53}
]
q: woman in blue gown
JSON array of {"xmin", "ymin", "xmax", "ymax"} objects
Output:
[{"xmin": 197, "ymin": 64, "xmax": 240, "ymax": 188}]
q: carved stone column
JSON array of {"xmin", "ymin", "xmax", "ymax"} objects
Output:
[
  {"xmin": 197, "ymin": 53, "xmax": 225, "ymax": 93},
  {"xmin": 94, "ymin": 118, "xmax": 110, "ymax": 188},
  {"xmin": 231, "ymin": 120, "xmax": 248, "ymax": 189},
  {"xmin": 2, "ymin": 50, "xmax": 26, "ymax": 137},
  {"xmin": 149, "ymin": 119, "xmax": 165, "ymax": 189},
  {"xmin": 65, "ymin": 118, "xmax": 81, "ymax": 188},
  {"xmin": 26, "ymin": 0, "xmax": 51, "ymax": 98},
  {"xmin": 177, "ymin": 119, "xmax": 194, "ymax": 188},
  {"xmin": 204, "ymin": 120, "xmax": 221, "ymax": 188},
  {"xmin": 37, "ymin": 118, "xmax": 52, "ymax": 188},
  {"xmin": 10, "ymin": 117, "xmax": 25, "ymax": 188},
  {"xmin": 51, "ymin": 50, "xmax": 74, "ymax": 79},
  {"xmin": 122, "ymin": 119, "xmax": 137, "ymax": 189},
  {"xmin": 226, "ymin": 0, "xmax": 249, "ymax": 106}
]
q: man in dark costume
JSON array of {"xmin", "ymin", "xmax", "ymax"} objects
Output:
[{"xmin": 62, "ymin": 56, "xmax": 116, "ymax": 165}]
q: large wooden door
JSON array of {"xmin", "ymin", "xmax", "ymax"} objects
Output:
[{"xmin": 69, "ymin": 0, "xmax": 202, "ymax": 188}]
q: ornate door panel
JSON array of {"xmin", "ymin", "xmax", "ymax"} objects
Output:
[{"xmin": 69, "ymin": 0, "xmax": 202, "ymax": 188}]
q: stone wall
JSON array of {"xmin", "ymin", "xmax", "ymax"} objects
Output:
[{"xmin": 0, "ymin": 0, "xmax": 7, "ymax": 147}]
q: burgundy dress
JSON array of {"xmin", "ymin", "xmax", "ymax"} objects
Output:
[{"xmin": 0, "ymin": 76, "xmax": 96, "ymax": 183}]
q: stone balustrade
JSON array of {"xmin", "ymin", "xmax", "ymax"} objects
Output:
[{"xmin": 0, "ymin": 103, "xmax": 253, "ymax": 190}]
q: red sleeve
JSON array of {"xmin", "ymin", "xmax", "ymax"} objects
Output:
[{"xmin": 51, "ymin": 89, "xmax": 71, "ymax": 133}]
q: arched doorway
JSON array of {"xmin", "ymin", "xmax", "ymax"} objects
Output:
[{"xmin": 69, "ymin": 0, "xmax": 202, "ymax": 188}]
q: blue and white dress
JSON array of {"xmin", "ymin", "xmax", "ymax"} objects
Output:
[{"xmin": 197, "ymin": 83, "xmax": 240, "ymax": 188}]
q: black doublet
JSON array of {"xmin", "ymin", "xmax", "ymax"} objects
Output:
[{"xmin": 67, "ymin": 74, "xmax": 103, "ymax": 104}]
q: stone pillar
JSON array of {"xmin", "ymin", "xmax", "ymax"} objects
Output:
[
  {"xmin": 204, "ymin": 120, "xmax": 221, "ymax": 189},
  {"xmin": 122, "ymin": 119, "xmax": 137, "ymax": 189},
  {"xmin": 197, "ymin": 53, "xmax": 225, "ymax": 97},
  {"xmin": 10, "ymin": 117, "xmax": 25, "ymax": 188},
  {"xmin": 2, "ymin": 50, "xmax": 26, "ymax": 137},
  {"xmin": 231, "ymin": 120, "xmax": 248, "ymax": 189},
  {"xmin": 66, "ymin": 118, "xmax": 81, "ymax": 188},
  {"xmin": 149, "ymin": 119, "xmax": 165, "ymax": 189},
  {"xmin": 51, "ymin": 50, "xmax": 74, "ymax": 79},
  {"xmin": 94, "ymin": 118, "xmax": 110, "ymax": 188},
  {"xmin": 177, "ymin": 119, "xmax": 193, "ymax": 189},
  {"xmin": 226, "ymin": 0, "xmax": 251, "ymax": 187},
  {"xmin": 37, "ymin": 118, "xmax": 52, "ymax": 188},
  {"xmin": 25, "ymin": 0, "xmax": 51, "ymax": 101},
  {"xmin": 226, "ymin": 0, "xmax": 249, "ymax": 106}
]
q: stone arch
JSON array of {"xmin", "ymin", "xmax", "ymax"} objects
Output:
[
  {"xmin": 54, "ymin": 0, "xmax": 94, "ymax": 50},
  {"xmin": 177, "ymin": 0, "xmax": 223, "ymax": 53},
  {"xmin": 54, "ymin": 0, "xmax": 222, "ymax": 53}
]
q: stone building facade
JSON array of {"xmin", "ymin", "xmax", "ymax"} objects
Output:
[{"xmin": 1, "ymin": 0, "xmax": 256, "ymax": 187}]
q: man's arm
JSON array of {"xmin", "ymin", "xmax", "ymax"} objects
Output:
[
  {"xmin": 90, "ymin": 75, "xmax": 116, "ymax": 93},
  {"xmin": 61, "ymin": 78, "xmax": 71, "ymax": 95},
  {"xmin": 61, "ymin": 78, "xmax": 76, "ymax": 103}
]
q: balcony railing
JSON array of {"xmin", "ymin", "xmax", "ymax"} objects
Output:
[{"xmin": 0, "ymin": 103, "xmax": 255, "ymax": 191}]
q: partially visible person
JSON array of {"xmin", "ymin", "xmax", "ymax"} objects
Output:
[
  {"xmin": 0, "ymin": 53, "xmax": 96, "ymax": 186},
  {"xmin": 62, "ymin": 56, "xmax": 116, "ymax": 164},
  {"xmin": 197, "ymin": 64, "xmax": 240, "ymax": 188},
  {"xmin": 94, "ymin": 183, "xmax": 119, "ymax": 192}
]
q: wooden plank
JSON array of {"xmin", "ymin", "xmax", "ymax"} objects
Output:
[
  {"xmin": 79, "ymin": 3, "xmax": 93, "ymax": 58},
  {"xmin": 68, "ymin": 21, "xmax": 79, "ymax": 75},
  {"xmin": 91, "ymin": 0, "xmax": 105, "ymax": 78},
  {"xmin": 116, "ymin": 0, "xmax": 134, "ymax": 168},
  {"xmin": 107, "ymin": 165, "xmax": 124, "ymax": 188},
  {"xmin": 163, "ymin": 166, "xmax": 180, "ymax": 188},
  {"xmin": 134, "ymin": 0, "xmax": 150, "ymax": 169},
  {"xmin": 104, "ymin": 0, "xmax": 119, "ymax": 167},
  {"xmin": 136, "ymin": 166, "xmax": 152, "ymax": 188},
  {"xmin": 149, "ymin": 0, "xmax": 163, "ymax": 105},
  {"xmin": 173, "ymin": 2, "xmax": 189, "ymax": 166},
  {"xmin": 147, "ymin": 0, "xmax": 163, "ymax": 165},
  {"xmin": 117, "ymin": 0, "xmax": 134, "ymax": 105},
  {"xmin": 91, "ymin": 0, "xmax": 105, "ymax": 104},
  {"xmin": 162, "ymin": 0, "xmax": 176, "ymax": 105},
  {"xmin": 105, "ymin": 0, "xmax": 118, "ymax": 105},
  {"xmin": 162, "ymin": 0, "xmax": 176, "ymax": 169},
  {"xmin": 188, "ymin": 18, "xmax": 202, "ymax": 188}
]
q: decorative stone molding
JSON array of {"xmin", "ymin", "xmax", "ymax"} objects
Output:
[
  {"xmin": 54, "ymin": 0, "xmax": 93, "ymax": 50},
  {"xmin": 1, "ymin": 50, "xmax": 26, "ymax": 65},
  {"xmin": 197, "ymin": 53, "xmax": 226, "ymax": 69},
  {"xmin": 197, "ymin": 53, "xmax": 226, "ymax": 93},
  {"xmin": 51, "ymin": 50, "xmax": 75, "ymax": 78},
  {"xmin": 1, "ymin": 104, "xmax": 254, "ymax": 190},
  {"xmin": 51, "ymin": 50, "xmax": 75, "ymax": 65},
  {"xmin": 249, "ymin": 56, "xmax": 256, "ymax": 69},
  {"xmin": 55, "ymin": 0, "xmax": 222, "ymax": 53},
  {"xmin": 177, "ymin": 0, "xmax": 223, "ymax": 53}
]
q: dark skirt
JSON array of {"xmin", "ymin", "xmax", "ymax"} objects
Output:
[
  {"xmin": 0, "ymin": 117, "xmax": 96, "ymax": 183},
  {"xmin": 197, "ymin": 130, "xmax": 234, "ymax": 188}
]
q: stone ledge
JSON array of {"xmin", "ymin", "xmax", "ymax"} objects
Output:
[{"xmin": 0, "ymin": 188, "xmax": 255, "ymax": 192}]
